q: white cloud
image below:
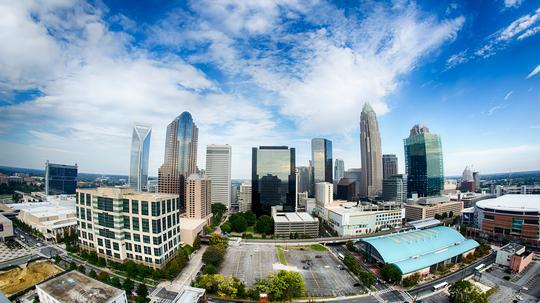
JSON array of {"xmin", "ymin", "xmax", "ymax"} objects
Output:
[
  {"xmin": 504, "ymin": 90, "xmax": 513, "ymax": 100},
  {"xmin": 504, "ymin": 0, "xmax": 523, "ymax": 8},
  {"xmin": 526, "ymin": 64, "xmax": 540, "ymax": 79},
  {"xmin": 486, "ymin": 104, "xmax": 506, "ymax": 116}
]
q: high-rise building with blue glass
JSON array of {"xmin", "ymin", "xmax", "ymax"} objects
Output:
[
  {"xmin": 158, "ymin": 112, "xmax": 198, "ymax": 211},
  {"xmin": 404, "ymin": 124, "xmax": 444, "ymax": 197},
  {"xmin": 45, "ymin": 161, "xmax": 78, "ymax": 195},
  {"xmin": 311, "ymin": 138, "xmax": 333, "ymax": 193},
  {"xmin": 252, "ymin": 146, "xmax": 296, "ymax": 216},
  {"xmin": 129, "ymin": 124, "xmax": 151, "ymax": 192}
]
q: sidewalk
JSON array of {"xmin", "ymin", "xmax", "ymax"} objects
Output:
[{"xmin": 158, "ymin": 246, "xmax": 207, "ymax": 291}]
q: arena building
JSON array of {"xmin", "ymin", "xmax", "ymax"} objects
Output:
[
  {"xmin": 475, "ymin": 195, "xmax": 540, "ymax": 246},
  {"xmin": 361, "ymin": 226, "xmax": 479, "ymax": 277}
]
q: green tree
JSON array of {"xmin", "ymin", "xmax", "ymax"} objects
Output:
[
  {"xmin": 256, "ymin": 270, "xmax": 305, "ymax": 301},
  {"xmin": 381, "ymin": 264, "xmax": 402, "ymax": 284},
  {"xmin": 193, "ymin": 236, "xmax": 202, "ymax": 250},
  {"xmin": 243, "ymin": 211, "xmax": 257, "ymax": 226},
  {"xmin": 255, "ymin": 215, "xmax": 274, "ymax": 234},
  {"xmin": 203, "ymin": 264, "xmax": 218, "ymax": 274},
  {"xmin": 123, "ymin": 278, "xmax": 135, "ymax": 294},
  {"xmin": 89, "ymin": 270, "xmax": 97, "ymax": 279},
  {"xmin": 346, "ymin": 240, "xmax": 355, "ymax": 251},
  {"xmin": 53, "ymin": 255, "xmax": 61, "ymax": 263},
  {"xmin": 202, "ymin": 245, "xmax": 226, "ymax": 267},
  {"xmin": 209, "ymin": 233, "xmax": 228, "ymax": 247},
  {"xmin": 97, "ymin": 257, "xmax": 107, "ymax": 267},
  {"xmin": 230, "ymin": 215, "xmax": 248, "ymax": 233},
  {"xmin": 111, "ymin": 277, "xmax": 122, "ymax": 288},
  {"xmin": 220, "ymin": 222, "xmax": 232, "ymax": 233},
  {"xmin": 135, "ymin": 284, "xmax": 149, "ymax": 303},
  {"xmin": 449, "ymin": 280, "xmax": 487, "ymax": 303},
  {"xmin": 77, "ymin": 264, "xmax": 86, "ymax": 274},
  {"xmin": 402, "ymin": 273, "xmax": 421, "ymax": 287}
]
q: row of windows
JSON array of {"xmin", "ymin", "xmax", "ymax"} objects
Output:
[
  {"xmin": 77, "ymin": 193, "xmax": 92, "ymax": 206},
  {"xmin": 76, "ymin": 207, "xmax": 92, "ymax": 222},
  {"xmin": 122, "ymin": 198, "xmax": 178, "ymax": 216}
]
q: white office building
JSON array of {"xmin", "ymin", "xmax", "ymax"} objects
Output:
[
  {"xmin": 238, "ymin": 181, "xmax": 252, "ymax": 213},
  {"xmin": 315, "ymin": 182, "xmax": 333, "ymax": 207},
  {"xmin": 205, "ymin": 144, "xmax": 232, "ymax": 208}
]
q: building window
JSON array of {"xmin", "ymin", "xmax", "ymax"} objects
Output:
[
  {"xmin": 152, "ymin": 220, "xmax": 161, "ymax": 234},
  {"xmin": 132, "ymin": 217, "xmax": 140, "ymax": 230},
  {"xmin": 153, "ymin": 236, "xmax": 161, "ymax": 245},
  {"xmin": 134, "ymin": 244, "xmax": 141, "ymax": 253},
  {"xmin": 132, "ymin": 200, "xmax": 139, "ymax": 214},
  {"xmin": 97, "ymin": 197, "xmax": 114, "ymax": 212},
  {"xmin": 99, "ymin": 228, "xmax": 116, "ymax": 239},
  {"xmin": 122, "ymin": 199, "xmax": 129, "ymax": 213},
  {"xmin": 154, "ymin": 247, "xmax": 162, "ymax": 256},
  {"xmin": 86, "ymin": 209, "xmax": 92, "ymax": 222},
  {"xmin": 124, "ymin": 232, "xmax": 131, "ymax": 240},
  {"xmin": 151, "ymin": 202, "xmax": 160, "ymax": 216},
  {"xmin": 97, "ymin": 238, "xmax": 103, "ymax": 246},
  {"xmin": 126, "ymin": 243, "xmax": 132, "ymax": 251},
  {"xmin": 105, "ymin": 239, "xmax": 111, "ymax": 249},
  {"xmin": 113, "ymin": 242, "xmax": 119, "ymax": 251},
  {"xmin": 143, "ymin": 235, "xmax": 150, "ymax": 244},
  {"xmin": 114, "ymin": 253, "xmax": 120, "ymax": 259},
  {"xmin": 142, "ymin": 218, "xmax": 149, "ymax": 233},
  {"xmin": 144, "ymin": 246, "xmax": 151, "ymax": 255},
  {"xmin": 133, "ymin": 233, "xmax": 140, "ymax": 242},
  {"xmin": 86, "ymin": 194, "xmax": 91, "ymax": 206},
  {"xmin": 123, "ymin": 216, "xmax": 130, "ymax": 229},
  {"xmin": 98, "ymin": 213, "xmax": 115, "ymax": 228},
  {"xmin": 141, "ymin": 201, "xmax": 148, "ymax": 216},
  {"xmin": 161, "ymin": 201, "xmax": 166, "ymax": 214}
]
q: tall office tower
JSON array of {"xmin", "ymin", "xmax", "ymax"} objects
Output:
[
  {"xmin": 158, "ymin": 112, "xmax": 198, "ymax": 211},
  {"xmin": 334, "ymin": 158, "xmax": 345, "ymax": 180},
  {"xmin": 185, "ymin": 174, "xmax": 212, "ymax": 221},
  {"xmin": 311, "ymin": 138, "xmax": 333, "ymax": 186},
  {"xmin": 76, "ymin": 187, "xmax": 180, "ymax": 268},
  {"xmin": 297, "ymin": 166, "xmax": 310, "ymax": 193},
  {"xmin": 45, "ymin": 161, "xmax": 78, "ymax": 195},
  {"xmin": 205, "ymin": 144, "xmax": 231, "ymax": 208},
  {"xmin": 344, "ymin": 168, "xmax": 362, "ymax": 199},
  {"xmin": 315, "ymin": 182, "xmax": 333, "ymax": 207},
  {"xmin": 382, "ymin": 174, "xmax": 407, "ymax": 203},
  {"xmin": 382, "ymin": 154, "xmax": 398, "ymax": 180},
  {"xmin": 238, "ymin": 181, "xmax": 252, "ymax": 212},
  {"xmin": 252, "ymin": 146, "xmax": 296, "ymax": 216},
  {"xmin": 360, "ymin": 103, "xmax": 383, "ymax": 198},
  {"xmin": 404, "ymin": 124, "xmax": 444, "ymax": 197},
  {"xmin": 308, "ymin": 160, "xmax": 314, "ymax": 197},
  {"xmin": 129, "ymin": 124, "xmax": 152, "ymax": 192},
  {"xmin": 230, "ymin": 184, "xmax": 239, "ymax": 212},
  {"xmin": 473, "ymin": 171, "xmax": 480, "ymax": 192}
]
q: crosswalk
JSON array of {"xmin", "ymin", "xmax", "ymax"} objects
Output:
[{"xmin": 371, "ymin": 287, "xmax": 414, "ymax": 303}]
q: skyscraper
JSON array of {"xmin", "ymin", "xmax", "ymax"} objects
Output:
[
  {"xmin": 334, "ymin": 158, "xmax": 345, "ymax": 180},
  {"xmin": 45, "ymin": 161, "xmax": 78, "ymax": 195},
  {"xmin": 360, "ymin": 103, "xmax": 383, "ymax": 198},
  {"xmin": 252, "ymin": 146, "xmax": 296, "ymax": 216},
  {"xmin": 311, "ymin": 138, "xmax": 333, "ymax": 187},
  {"xmin": 382, "ymin": 154, "xmax": 398, "ymax": 180},
  {"xmin": 158, "ymin": 112, "xmax": 198, "ymax": 211},
  {"xmin": 238, "ymin": 181, "xmax": 252, "ymax": 212},
  {"xmin": 129, "ymin": 124, "xmax": 151, "ymax": 192},
  {"xmin": 297, "ymin": 166, "xmax": 310, "ymax": 193},
  {"xmin": 185, "ymin": 173, "xmax": 212, "ymax": 221},
  {"xmin": 383, "ymin": 174, "xmax": 407, "ymax": 203},
  {"xmin": 205, "ymin": 144, "xmax": 231, "ymax": 208},
  {"xmin": 404, "ymin": 124, "xmax": 444, "ymax": 197}
]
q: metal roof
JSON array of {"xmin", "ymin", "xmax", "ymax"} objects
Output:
[
  {"xmin": 476, "ymin": 194, "xmax": 540, "ymax": 212},
  {"xmin": 362, "ymin": 226, "xmax": 479, "ymax": 274}
]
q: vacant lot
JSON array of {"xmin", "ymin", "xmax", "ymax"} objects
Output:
[
  {"xmin": 220, "ymin": 244, "xmax": 361, "ymax": 297},
  {"xmin": 0, "ymin": 260, "xmax": 63, "ymax": 296}
]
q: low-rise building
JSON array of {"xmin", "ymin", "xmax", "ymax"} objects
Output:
[
  {"xmin": 8, "ymin": 195, "xmax": 77, "ymax": 241},
  {"xmin": 76, "ymin": 187, "xmax": 180, "ymax": 269},
  {"xmin": 0, "ymin": 214, "xmax": 14, "ymax": 241},
  {"xmin": 272, "ymin": 212, "xmax": 319, "ymax": 238},
  {"xmin": 319, "ymin": 201, "xmax": 402, "ymax": 236},
  {"xmin": 496, "ymin": 243, "xmax": 535, "ymax": 273},
  {"xmin": 405, "ymin": 196, "xmax": 463, "ymax": 221},
  {"xmin": 36, "ymin": 271, "xmax": 127, "ymax": 303},
  {"xmin": 179, "ymin": 218, "xmax": 207, "ymax": 246}
]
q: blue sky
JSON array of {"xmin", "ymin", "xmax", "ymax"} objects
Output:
[{"xmin": 0, "ymin": 0, "xmax": 539, "ymax": 178}]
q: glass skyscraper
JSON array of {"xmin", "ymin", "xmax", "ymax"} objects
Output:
[
  {"xmin": 404, "ymin": 125, "xmax": 444, "ymax": 197},
  {"xmin": 252, "ymin": 146, "xmax": 296, "ymax": 216},
  {"xmin": 129, "ymin": 124, "xmax": 151, "ymax": 192},
  {"xmin": 158, "ymin": 112, "xmax": 198, "ymax": 211},
  {"xmin": 360, "ymin": 103, "xmax": 383, "ymax": 198},
  {"xmin": 311, "ymin": 138, "xmax": 332, "ymax": 193},
  {"xmin": 45, "ymin": 160, "xmax": 78, "ymax": 195},
  {"xmin": 334, "ymin": 158, "xmax": 345, "ymax": 180}
]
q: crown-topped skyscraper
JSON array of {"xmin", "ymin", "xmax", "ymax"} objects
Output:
[{"xmin": 360, "ymin": 103, "xmax": 383, "ymax": 198}]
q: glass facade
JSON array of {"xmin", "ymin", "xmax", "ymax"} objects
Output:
[
  {"xmin": 129, "ymin": 124, "xmax": 152, "ymax": 192},
  {"xmin": 45, "ymin": 161, "xmax": 78, "ymax": 195},
  {"xmin": 252, "ymin": 146, "xmax": 296, "ymax": 216},
  {"xmin": 404, "ymin": 126, "xmax": 444, "ymax": 197},
  {"xmin": 311, "ymin": 138, "xmax": 333, "ymax": 186}
]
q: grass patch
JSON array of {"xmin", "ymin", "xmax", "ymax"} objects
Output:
[
  {"xmin": 309, "ymin": 244, "xmax": 328, "ymax": 251},
  {"xmin": 276, "ymin": 247, "xmax": 287, "ymax": 265}
]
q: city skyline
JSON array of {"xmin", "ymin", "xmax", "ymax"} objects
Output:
[{"xmin": 1, "ymin": 1, "xmax": 540, "ymax": 179}]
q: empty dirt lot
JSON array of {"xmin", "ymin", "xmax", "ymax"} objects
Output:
[{"xmin": 0, "ymin": 260, "xmax": 63, "ymax": 296}]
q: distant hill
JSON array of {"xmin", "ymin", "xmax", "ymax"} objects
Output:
[{"xmin": 0, "ymin": 165, "xmax": 128, "ymax": 182}]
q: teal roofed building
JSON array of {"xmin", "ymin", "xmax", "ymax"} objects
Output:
[{"xmin": 361, "ymin": 226, "xmax": 479, "ymax": 277}]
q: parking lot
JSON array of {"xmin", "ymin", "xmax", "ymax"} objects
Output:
[
  {"xmin": 284, "ymin": 248, "xmax": 362, "ymax": 297},
  {"xmin": 220, "ymin": 244, "xmax": 277, "ymax": 288}
]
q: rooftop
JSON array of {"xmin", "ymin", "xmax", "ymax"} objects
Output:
[
  {"xmin": 500, "ymin": 242, "xmax": 525, "ymax": 254},
  {"xmin": 37, "ymin": 271, "xmax": 124, "ymax": 303},
  {"xmin": 362, "ymin": 226, "xmax": 479, "ymax": 275},
  {"xmin": 175, "ymin": 286, "xmax": 206, "ymax": 303},
  {"xmin": 273, "ymin": 212, "xmax": 318, "ymax": 223},
  {"xmin": 405, "ymin": 218, "xmax": 441, "ymax": 229},
  {"xmin": 476, "ymin": 195, "xmax": 540, "ymax": 212},
  {"xmin": 8, "ymin": 202, "xmax": 75, "ymax": 218},
  {"xmin": 77, "ymin": 187, "xmax": 178, "ymax": 200}
]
